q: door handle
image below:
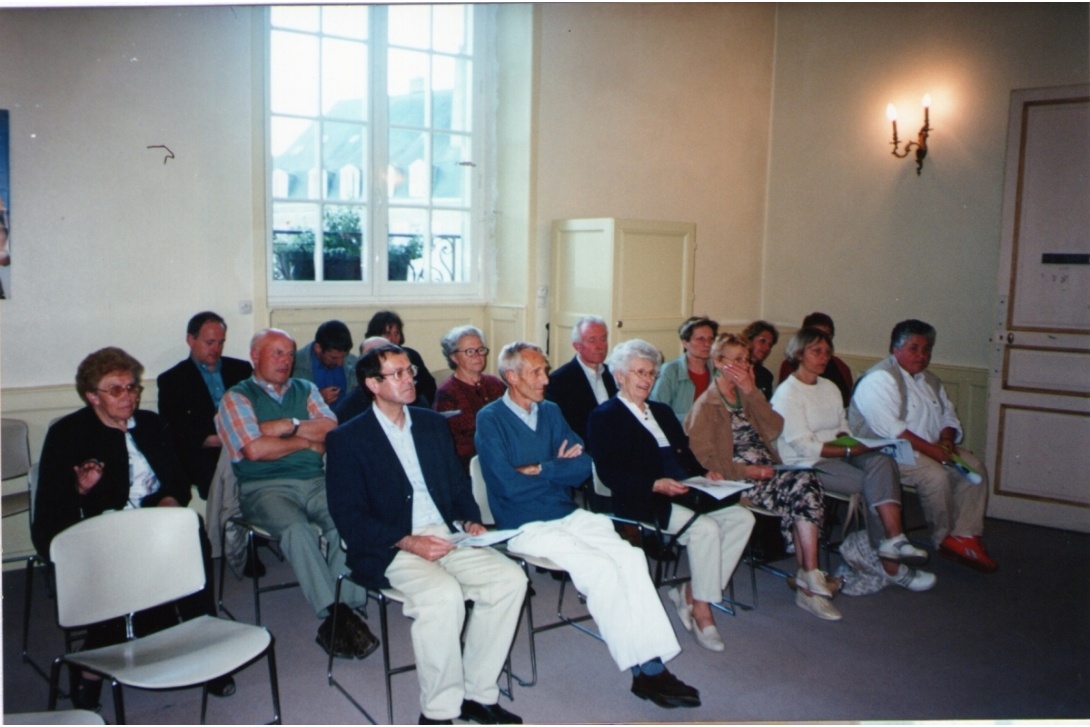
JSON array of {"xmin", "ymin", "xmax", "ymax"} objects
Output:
[{"xmin": 1006, "ymin": 332, "xmax": 1014, "ymax": 344}]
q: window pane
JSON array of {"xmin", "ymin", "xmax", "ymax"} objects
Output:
[
  {"xmin": 271, "ymin": 6, "xmax": 318, "ymax": 32},
  {"xmin": 388, "ymin": 208, "xmax": 427, "ymax": 281},
  {"xmin": 388, "ymin": 48, "xmax": 428, "ymax": 127},
  {"xmin": 321, "ymin": 5, "xmax": 367, "ymax": 40},
  {"xmin": 323, "ymin": 121, "xmax": 366, "ymax": 202},
  {"xmin": 323, "ymin": 205, "xmax": 365, "ymax": 281},
  {"xmin": 270, "ymin": 31, "xmax": 318, "ymax": 117},
  {"xmin": 271, "ymin": 117, "xmax": 319, "ymax": 200},
  {"xmin": 433, "ymin": 133, "xmax": 469, "ymax": 204},
  {"xmin": 322, "ymin": 38, "xmax": 367, "ymax": 120},
  {"xmin": 388, "ymin": 128, "xmax": 427, "ymax": 203},
  {"xmin": 388, "ymin": 5, "xmax": 430, "ymax": 49},
  {"xmin": 272, "ymin": 202, "xmax": 319, "ymax": 281},
  {"xmin": 432, "ymin": 210, "xmax": 469, "ymax": 282},
  {"xmin": 432, "ymin": 5, "xmax": 468, "ymax": 54},
  {"xmin": 432, "ymin": 55, "xmax": 470, "ymax": 132}
]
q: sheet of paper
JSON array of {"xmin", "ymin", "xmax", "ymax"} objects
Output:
[
  {"xmin": 450, "ymin": 529, "xmax": 522, "ymax": 548},
  {"xmin": 681, "ymin": 477, "xmax": 752, "ymax": 501}
]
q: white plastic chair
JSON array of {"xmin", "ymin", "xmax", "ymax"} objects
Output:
[
  {"xmin": 46, "ymin": 508, "xmax": 282, "ymax": 725},
  {"xmin": 2, "ymin": 419, "xmax": 50, "ymax": 682}
]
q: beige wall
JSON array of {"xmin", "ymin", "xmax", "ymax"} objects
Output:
[
  {"xmin": 0, "ymin": 7, "xmax": 262, "ymax": 389},
  {"xmin": 1, "ymin": 2, "xmax": 1086, "ymax": 452},
  {"xmin": 764, "ymin": 3, "xmax": 1089, "ymax": 367},
  {"xmin": 532, "ymin": 3, "xmax": 776, "ymax": 348}
]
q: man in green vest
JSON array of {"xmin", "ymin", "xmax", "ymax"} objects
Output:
[{"xmin": 216, "ymin": 328, "xmax": 378, "ymax": 658}]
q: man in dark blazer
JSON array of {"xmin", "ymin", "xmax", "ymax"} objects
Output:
[
  {"xmin": 326, "ymin": 343, "xmax": 526, "ymax": 726},
  {"xmin": 546, "ymin": 315, "xmax": 617, "ymax": 441},
  {"xmin": 157, "ymin": 311, "xmax": 252, "ymax": 500}
]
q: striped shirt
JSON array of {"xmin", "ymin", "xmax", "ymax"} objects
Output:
[{"xmin": 216, "ymin": 375, "xmax": 334, "ymax": 462}]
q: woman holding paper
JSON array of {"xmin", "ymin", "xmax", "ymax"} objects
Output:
[
  {"xmin": 770, "ymin": 327, "xmax": 935, "ymax": 591},
  {"xmin": 587, "ymin": 339, "xmax": 755, "ymax": 652},
  {"xmin": 686, "ymin": 333, "xmax": 840, "ymax": 621}
]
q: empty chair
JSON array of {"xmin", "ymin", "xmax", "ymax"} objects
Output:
[
  {"xmin": 2, "ymin": 419, "xmax": 48, "ymax": 681},
  {"xmin": 47, "ymin": 507, "xmax": 281, "ymax": 725}
]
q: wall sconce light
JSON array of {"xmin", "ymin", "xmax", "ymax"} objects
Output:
[{"xmin": 886, "ymin": 94, "xmax": 931, "ymax": 175}]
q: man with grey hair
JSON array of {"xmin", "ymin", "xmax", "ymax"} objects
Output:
[
  {"xmin": 476, "ymin": 341, "xmax": 701, "ymax": 710},
  {"xmin": 546, "ymin": 315, "xmax": 617, "ymax": 441},
  {"xmin": 216, "ymin": 328, "xmax": 378, "ymax": 659},
  {"xmin": 849, "ymin": 319, "xmax": 995, "ymax": 572}
]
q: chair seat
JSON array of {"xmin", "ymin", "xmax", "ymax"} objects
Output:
[
  {"xmin": 379, "ymin": 587, "xmax": 405, "ymax": 603},
  {"xmin": 2, "ymin": 490, "xmax": 30, "ymax": 518},
  {"xmin": 504, "ymin": 549, "xmax": 564, "ymax": 572},
  {"xmin": 5, "ymin": 710, "xmax": 105, "ymax": 725},
  {"xmin": 65, "ymin": 615, "xmax": 271, "ymax": 690}
]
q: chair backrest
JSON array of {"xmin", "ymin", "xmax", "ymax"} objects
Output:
[
  {"xmin": 1, "ymin": 418, "xmax": 31, "ymax": 480},
  {"xmin": 591, "ymin": 463, "xmax": 611, "ymax": 498},
  {"xmin": 469, "ymin": 455, "xmax": 494, "ymax": 526},
  {"xmin": 50, "ymin": 508, "xmax": 206, "ymax": 628}
]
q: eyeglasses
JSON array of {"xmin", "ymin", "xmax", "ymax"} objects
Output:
[
  {"xmin": 375, "ymin": 364, "xmax": 418, "ymax": 382},
  {"xmin": 454, "ymin": 347, "xmax": 490, "ymax": 357},
  {"xmin": 627, "ymin": 368, "xmax": 658, "ymax": 381},
  {"xmin": 97, "ymin": 383, "xmax": 144, "ymax": 398}
]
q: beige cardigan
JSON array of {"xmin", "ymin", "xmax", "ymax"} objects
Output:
[{"xmin": 683, "ymin": 384, "xmax": 785, "ymax": 479}]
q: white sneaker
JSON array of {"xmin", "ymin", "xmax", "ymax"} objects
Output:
[
  {"xmin": 795, "ymin": 589, "xmax": 842, "ymax": 621},
  {"xmin": 885, "ymin": 564, "xmax": 937, "ymax": 592},
  {"xmin": 692, "ymin": 624, "xmax": 726, "ymax": 652},
  {"xmin": 795, "ymin": 568, "xmax": 833, "ymax": 598},
  {"xmin": 667, "ymin": 586, "xmax": 693, "ymax": 632},
  {"xmin": 878, "ymin": 535, "xmax": 930, "ymax": 565}
]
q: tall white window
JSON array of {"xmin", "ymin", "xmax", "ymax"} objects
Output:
[{"xmin": 268, "ymin": 4, "xmax": 491, "ymax": 304}]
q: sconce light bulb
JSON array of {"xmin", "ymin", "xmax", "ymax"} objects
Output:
[
  {"xmin": 922, "ymin": 94, "xmax": 932, "ymax": 108},
  {"xmin": 886, "ymin": 103, "xmax": 898, "ymax": 121}
]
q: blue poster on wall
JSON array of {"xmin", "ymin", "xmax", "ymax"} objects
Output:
[{"xmin": 0, "ymin": 109, "xmax": 9, "ymax": 299}]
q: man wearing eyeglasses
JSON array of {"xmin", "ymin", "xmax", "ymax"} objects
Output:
[
  {"xmin": 215, "ymin": 328, "xmax": 377, "ymax": 662},
  {"xmin": 326, "ymin": 343, "xmax": 526, "ymax": 725}
]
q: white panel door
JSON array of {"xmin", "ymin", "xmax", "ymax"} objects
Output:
[{"xmin": 986, "ymin": 85, "xmax": 1090, "ymax": 532}]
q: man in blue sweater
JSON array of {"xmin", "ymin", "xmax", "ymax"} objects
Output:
[{"xmin": 475, "ymin": 342, "xmax": 701, "ymax": 710}]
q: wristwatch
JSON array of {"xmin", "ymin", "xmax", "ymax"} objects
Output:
[{"xmin": 281, "ymin": 417, "xmax": 301, "ymax": 439}]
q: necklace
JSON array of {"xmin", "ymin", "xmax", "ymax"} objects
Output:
[{"xmin": 717, "ymin": 383, "xmax": 743, "ymax": 411}]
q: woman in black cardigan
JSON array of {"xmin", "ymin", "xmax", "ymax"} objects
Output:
[
  {"xmin": 587, "ymin": 339, "xmax": 755, "ymax": 654},
  {"xmin": 33, "ymin": 346, "xmax": 231, "ymax": 709}
]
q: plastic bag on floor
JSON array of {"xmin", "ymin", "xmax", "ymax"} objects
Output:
[{"xmin": 833, "ymin": 530, "xmax": 888, "ymax": 596}]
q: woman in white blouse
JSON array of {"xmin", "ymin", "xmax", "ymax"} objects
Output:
[{"xmin": 771, "ymin": 327, "xmax": 936, "ymax": 592}]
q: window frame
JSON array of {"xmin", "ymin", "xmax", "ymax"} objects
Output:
[{"xmin": 265, "ymin": 4, "xmax": 494, "ymax": 307}]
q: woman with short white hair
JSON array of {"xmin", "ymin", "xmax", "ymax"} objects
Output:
[{"xmin": 587, "ymin": 339, "xmax": 755, "ymax": 652}]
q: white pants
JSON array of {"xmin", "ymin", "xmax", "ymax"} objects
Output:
[
  {"xmin": 385, "ymin": 528, "xmax": 527, "ymax": 721},
  {"xmin": 667, "ymin": 504, "xmax": 755, "ymax": 604},
  {"xmin": 508, "ymin": 509, "xmax": 681, "ymax": 672}
]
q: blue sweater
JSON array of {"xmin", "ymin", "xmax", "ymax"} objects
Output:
[{"xmin": 474, "ymin": 398, "xmax": 592, "ymax": 530}]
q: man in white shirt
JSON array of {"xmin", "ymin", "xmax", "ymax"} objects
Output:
[
  {"xmin": 849, "ymin": 319, "xmax": 995, "ymax": 572},
  {"xmin": 326, "ymin": 343, "xmax": 527, "ymax": 725}
]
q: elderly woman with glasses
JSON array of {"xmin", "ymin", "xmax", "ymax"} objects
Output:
[
  {"xmin": 32, "ymin": 346, "xmax": 230, "ymax": 710},
  {"xmin": 433, "ymin": 325, "xmax": 506, "ymax": 473},
  {"xmin": 587, "ymin": 339, "xmax": 755, "ymax": 653}
]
